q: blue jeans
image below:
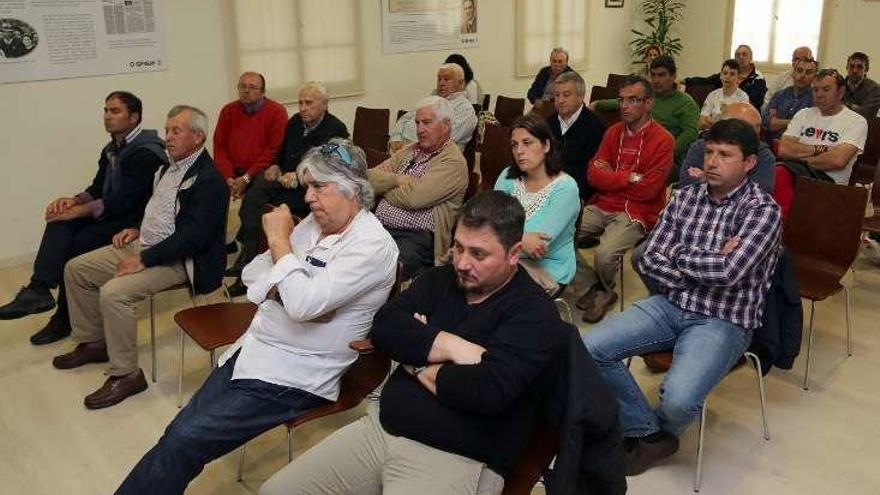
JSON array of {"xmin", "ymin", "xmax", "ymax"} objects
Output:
[
  {"xmin": 582, "ymin": 295, "xmax": 752, "ymax": 438},
  {"xmin": 115, "ymin": 352, "xmax": 328, "ymax": 495}
]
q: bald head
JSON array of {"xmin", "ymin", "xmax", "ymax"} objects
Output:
[
  {"xmin": 721, "ymin": 102, "xmax": 761, "ymax": 134},
  {"xmin": 792, "ymin": 46, "xmax": 813, "ymax": 66}
]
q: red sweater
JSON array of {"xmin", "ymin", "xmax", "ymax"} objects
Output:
[
  {"xmin": 587, "ymin": 119, "xmax": 673, "ymax": 230},
  {"xmin": 212, "ymin": 98, "xmax": 288, "ymax": 179}
]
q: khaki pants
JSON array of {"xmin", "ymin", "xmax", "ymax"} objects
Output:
[
  {"xmin": 578, "ymin": 205, "xmax": 645, "ymax": 291},
  {"xmin": 258, "ymin": 406, "xmax": 505, "ymax": 495},
  {"xmin": 64, "ymin": 243, "xmax": 188, "ymax": 376}
]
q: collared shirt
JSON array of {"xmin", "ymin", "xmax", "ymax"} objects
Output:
[
  {"xmin": 558, "ymin": 104, "xmax": 584, "ymax": 136},
  {"xmin": 761, "ymin": 85, "xmax": 814, "ymax": 140},
  {"xmin": 219, "ymin": 210, "xmax": 399, "ymax": 401},
  {"xmin": 303, "ymin": 113, "xmax": 325, "ymax": 137},
  {"xmin": 638, "ymin": 180, "xmax": 781, "ymax": 329},
  {"xmin": 139, "ymin": 147, "xmax": 203, "ymax": 248}
]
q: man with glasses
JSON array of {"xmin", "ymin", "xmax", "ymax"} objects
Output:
[
  {"xmin": 762, "ymin": 46, "xmax": 813, "ymax": 113},
  {"xmin": 576, "ymin": 75, "xmax": 674, "ymax": 324},
  {"xmin": 843, "ymin": 52, "xmax": 880, "ymax": 121},
  {"xmin": 762, "ymin": 57, "xmax": 817, "ymax": 140}
]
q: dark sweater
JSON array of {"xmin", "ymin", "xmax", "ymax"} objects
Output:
[
  {"xmin": 276, "ymin": 112, "xmax": 349, "ymax": 173},
  {"xmin": 372, "ymin": 265, "xmax": 566, "ymax": 475},
  {"xmin": 527, "ymin": 65, "xmax": 574, "ymax": 104},
  {"xmin": 546, "ymin": 105, "xmax": 606, "ymax": 201}
]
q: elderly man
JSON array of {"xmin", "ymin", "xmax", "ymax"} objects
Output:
[
  {"xmin": 576, "ymin": 75, "xmax": 674, "ymax": 324},
  {"xmin": 214, "ymin": 71, "xmax": 288, "ymax": 201},
  {"xmin": 259, "ymin": 191, "xmax": 568, "ymax": 495},
  {"xmin": 371, "ymin": 96, "xmax": 468, "ymax": 280},
  {"xmin": 762, "ymin": 57, "xmax": 817, "ymax": 140},
  {"xmin": 52, "ymin": 105, "xmax": 228, "ymax": 410},
  {"xmin": 0, "ymin": 92, "xmax": 166, "ymax": 348},
  {"xmin": 762, "ymin": 46, "xmax": 813, "ymax": 112},
  {"xmin": 390, "ymin": 63, "xmax": 477, "ymax": 152},
  {"xmin": 527, "ymin": 47, "xmax": 573, "ymax": 104},
  {"xmin": 585, "ymin": 119, "xmax": 781, "ymax": 476},
  {"xmin": 547, "ymin": 70, "xmax": 606, "ymax": 202},
  {"xmin": 843, "ymin": 52, "xmax": 880, "ymax": 121},
  {"xmin": 114, "ymin": 139, "xmax": 398, "ymax": 495},
  {"xmin": 227, "ymin": 81, "xmax": 349, "ymax": 296}
]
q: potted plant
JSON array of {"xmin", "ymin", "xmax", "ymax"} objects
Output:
[{"xmin": 629, "ymin": 0, "xmax": 685, "ymax": 68}]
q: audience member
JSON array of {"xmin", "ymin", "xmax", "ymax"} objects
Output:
[
  {"xmin": 699, "ymin": 59, "xmax": 749, "ymax": 130},
  {"xmin": 584, "ymin": 119, "xmax": 781, "ymax": 476},
  {"xmin": 370, "ymin": 96, "xmax": 469, "ymax": 280},
  {"xmin": 213, "ymin": 72, "xmax": 288, "ymax": 201},
  {"xmin": 51, "ymin": 105, "xmax": 228, "ymax": 410},
  {"xmin": 527, "ymin": 47, "xmax": 574, "ymax": 104},
  {"xmin": 685, "ymin": 44, "xmax": 768, "ymax": 109},
  {"xmin": 0, "ymin": 92, "xmax": 166, "ymax": 349},
  {"xmin": 446, "ymin": 53, "xmax": 483, "ymax": 105},
  {"xmin": 114, "ymin": 139, "xmax": 398, "ymax": 495},
  {"xmin": 843, "ymin": 51, "xmax": 880, "ymax": 120},
  {"xmin": 762, "ymin": 46, "xmax": 813, "ymax": 113},
  {"xmin": 390, "ymin": 63, "xmax": 478, "ymax": 152},
  {"xmin": 227, "ymin": 81, "xmax": 349, "ymax": 296},
  {"xmin": 762, "ymin": 57, "xmax": 817, "ymax": 140},
  {"xmin": 259, "ymin": 190, "xmax": 567, "ymax": 495},
  {"xmin": 576, "ymin": 75, "xmax": 674, "ymax": 323},
  {"xmin": 639, "ymin": 45, "xmax": 662, "ymax": 76},
  {"xmin": 546, "ymin": 70, "xmax": 606, "ymax": 202},
  {"xmin": 495, "ymin": 115, "xmax": 580, "ymax": 294}
]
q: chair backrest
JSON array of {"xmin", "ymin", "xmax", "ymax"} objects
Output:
[
  {"xmin": 873, "ymin": 159, "xmax": 880, "ymax": 206},
  {"xmin": 463, "ymin": 125, "xmax": 479, "ymax": 172},
  {"xmin": 479, "ymin": 123, "xmax": 513, "ymax": 191},
  {"xmin": 784, "ymin": 177, "xmax": 868, "ymax": 279},
  {"xmin": 606, "ymin": 73, "xmax": 628, "ymax": 93},
  {"xmin": 482, "ymin": 93, "xmax": 491, "ymax": 111},
  {"xmin": 684, "ymin": 81, "xmax": 715, "ymax": 108},
  {"xmin": 501, "ymin": 418, "xmax": 559, "ymax": 495},
  {"xmin": 396, "ymin": 109, "xmax": 407, "ymax": 121},
  {"xmin": 353, "ymin": 107, "xmax": 390, "ymax": 153},
  {"xmin": 364, "ymin": 147, "xmax": 390, "ymax": 169},
  {"xmin": 857, "ymin": 116, "xmax": 880, "ymax": 173},
  {"xmin": 589, "ymin": 85, "xmax": 615, "ymax": 103},
  {"xmin": 464, "ymin": 171, "xmax": 480, "ymax": 202},
  {"xmin": 495, "ymin": 95, "xmax": 526, "ymax": 127}
]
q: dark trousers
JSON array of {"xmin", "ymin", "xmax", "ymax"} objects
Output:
[
  {"xmin": 387, "ymin": 228, "xmax": 434, "ymax": 280},
  {"xmin": 115, "ymin": 352, "xmax": 328, "ymax": 495},
  {"xmin": 235, "ymin": 173, "xmax": 309, "ymax": 269}
]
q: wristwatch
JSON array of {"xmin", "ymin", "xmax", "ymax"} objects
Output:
[{"xmin": 630, "ymin": 172, "xmax": 643, "ymax": 184}]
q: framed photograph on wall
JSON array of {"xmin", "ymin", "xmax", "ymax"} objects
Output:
[{"xmin": 605, "ymin": 0, "xmax": 624, "ymax": 7}]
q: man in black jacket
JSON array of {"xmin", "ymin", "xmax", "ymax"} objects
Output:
[
  {"xmin": 527, "ymin": 47, "xmax": 574, "ymax": 104},
  {"xmin": 0, "ymin": 91, "xmax": 167, "ymax": 347},
  {"xmin": 227, "ymin": 81, "xmax": 349, "ymax": 295},
  {"xmin": 52, "ymin": 105, "xmax": 228, "ymax": 410},
  {"xmin": 259, "ymin": 191, "xmax": 567, "ymax": 495}
]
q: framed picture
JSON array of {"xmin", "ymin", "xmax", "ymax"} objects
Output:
[{"xmin": 605, "ymin": 0, "xmax": 624, "ymax": 7}]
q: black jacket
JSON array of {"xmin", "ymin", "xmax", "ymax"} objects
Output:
[
  {"xmin": 546, "ymin": 106, "xmax": 606, "ymax": 202},
  {"xmin": 528, "ymin": 65, "xmax": 574, "ymax": 104},
  {"xmin": 749, "ymin": 249, "xmax": 803, "ymax": 374},
  {"xmin": 276, "ymin": 112, "xmax": 349, "ymax": 173},
  {"xmin": 140, "ymin": 151, "xmax": 228, "ymax": 295}
]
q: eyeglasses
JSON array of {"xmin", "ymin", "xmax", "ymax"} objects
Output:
[
  {"xmin": 616, "ymin": 96, "xmax": 647, "ymax": 106},
  {"xmin": 319, "ymin": 142, "xmax": 354, "ymax": 166},
  {"xmin": 237, "ymin": 83, "xmax": 262, "ymax": 92}
]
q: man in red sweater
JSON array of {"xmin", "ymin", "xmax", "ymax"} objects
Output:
[
  {"xmin": 213, "ymin": 72, "xmax": 288, "ymax": 201},
  {"xmin": 577, "ymin": 75, "xmax": 674, "ymax": 323}
]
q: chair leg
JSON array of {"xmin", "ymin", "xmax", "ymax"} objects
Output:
[
  {"xmin": 149, "ymin": 296, "xmax": 157, "ymax": 383},
  {"xmin": 178, "ymin": 329, "xmax": 185, "ymax": 408},
  {"xmin": 237, "ymin": 443, "xmax": 247, "ymax": 482},
  {"xmin": 209, "ymin": 349, "xmax": 216, "ymax": 370},
  {"xmin": 223, "ymin": 282, "xmax": 233, "ymax": 302},
  {"xmin": 287, "ymin": 427, "xmax": 294, "ymax": 463},
  {"xmin": 845, "ymin": 286, "xmax": 853, "ymax": 357},
  {"xmin": 618, "ymin": 261, "xmax": 624, "ymax": 312},
  {"xmin": 803, "ymin": 301, "xmax": 817, "ymax": 390},
  {"xmin": 693, "ymin": 398, "xmax": 708, "ymax": 492},
  {"xmin": 745, "ymin": 351, "xmax": 770, "ymax": 441}
]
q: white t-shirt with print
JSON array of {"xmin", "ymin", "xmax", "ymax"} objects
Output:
[
  {"xmin": 700, "ymin": 87, "xmax": 750, "ymax": 118},
  {"xmin": 784, "ymin": 106, "xmax": 868, "ymax": 184}
]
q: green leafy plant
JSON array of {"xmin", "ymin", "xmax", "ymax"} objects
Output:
[{"xmin": 629, "ymin": 0, "xmax": 686, "ymax": 66}]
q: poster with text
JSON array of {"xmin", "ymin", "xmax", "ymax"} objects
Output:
[
  {"xmin": 0, "ymin": 0, "xmax": 166, "ymax": 84},
  {"xmin": 382, "ymin": 0, "xmax": 478, "ymax": 54}
]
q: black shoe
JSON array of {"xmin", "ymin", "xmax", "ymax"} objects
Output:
[
  {"xmin": 227, "ymin": 279, "xmax": 247, "ymax": 298},
  {"xmin": 0, "ymin": 285, "xmax": 55, "ymax": 320},
  {"xmin": 30, "ymin": 312, "xmax": 71, "ymax": 345},
  {"xmin": 225, "ymin": 264, "xmax": 243, "ymax": 277},
  {"xmin": 577, "ymin": 235, "xmax": 600, "ymax": 249},
  {"xmin": 226, "ymin": 241, "xmax": 239, "ymax": 254},
  {"xmin": 625, "ymin": 432, "xmax": 679, "ymax": 476}
]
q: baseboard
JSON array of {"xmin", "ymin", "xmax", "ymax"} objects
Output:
[{"xmin": 0, "ymin": 252, "xmax": 36, "ymax": 270}]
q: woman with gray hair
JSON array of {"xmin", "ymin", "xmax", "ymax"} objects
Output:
[{"xmin": 298, "ymin": 138, "xmax": 374, "ymax": 212}]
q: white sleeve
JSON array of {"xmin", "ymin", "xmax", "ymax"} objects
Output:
[
  {"xmin": 700, "ymin": 91, "xmax": 717, "ymax": 116},
  {"xmin": 783, "ymin": 108, "xmax": 808, "ymax": 139},
  {"xmin": 838, "ymin": 112, "xmax": 869, "ymax": 152},
  {"xmin": 391, "ymin": 110, "xmax": 416, "ymax": 143}
]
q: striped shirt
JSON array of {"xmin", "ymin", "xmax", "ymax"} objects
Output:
[
  {"xmin": 637, "ymin": 179, "xmax": 781, "ymax": 329},
  {"xmin": 140, "ymin": 147, "xmax": 203, "ymax": 248}
]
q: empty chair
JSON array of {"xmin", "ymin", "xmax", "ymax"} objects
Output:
[
  {"xmin": 683, "ymin": 81, "xmax": 715, "ymax": 108},
  {"xmin": 494, "ymin": 95, "xmax": 526, "ymax": 126},
  {"xmin": 353, "ymin": 106, "xmax": 390, "ymax": 152},
  {"xmin": 606, "ymin": 73, "xmax": 628, "ymax": 93},
  {"xmin": 863, "ymin": 159, "xmax": 880, "ymax": 234},
  {"xmin": 364, "ymin": 147, "xmax": 390, "ymax": 168}
]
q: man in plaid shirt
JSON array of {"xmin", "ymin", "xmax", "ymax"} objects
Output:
[{"xmin": 582, "ymin": 119, "xmax": 781, "ymax": 476}]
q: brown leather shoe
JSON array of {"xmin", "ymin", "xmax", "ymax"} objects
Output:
[
  {"xmin": 52, "ymin": 342, "xmax": 109, "ymax": 370},
  {"xmin": 641, "ymin": 351, "xmax": 673, "ymax": 373},
  {"xmin": 581, "ymin": 290, "xmax": 618, "ymax": 323},
  {"xmin": 575, "ymin": 285, "xmax": 600, "ymax": 311},
  {"xmin": 84, "ymin": 369, "xmax": 148, "ymax": 410}
]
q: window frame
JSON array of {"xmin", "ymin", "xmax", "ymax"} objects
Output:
[{"xmin": 514, "ymin": 0, "xmax": 590, "ymax": 78}]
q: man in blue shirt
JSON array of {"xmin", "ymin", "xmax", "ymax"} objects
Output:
[{"xmin": 762, "ymin": 57, "xmax": 817, "ymax": 140}]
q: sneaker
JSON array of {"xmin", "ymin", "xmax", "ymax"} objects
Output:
[
  {"xmin": 581, "ymin": 290, "xmax": 618, "ymax": 323},
  {"xmin": 0, "ymin": 285, "xmax": 55, "ymax": 320},
  {"xmin": 625, "ymin": 432, "xmax": 679, "ymax": 476},
  {"xmin": 30, "ymin": 311, "xmax": 72, "ymax": 345}
]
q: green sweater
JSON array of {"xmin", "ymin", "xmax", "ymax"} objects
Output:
[{"xmin": 594, "ymin": 90, "xmax": 699, "ymax": 165}]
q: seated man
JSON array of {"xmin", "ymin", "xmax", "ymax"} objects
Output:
[
  {"xmin": 258, "ymin": 191, "xmax": 567, "ymax": 495},
  {"xmin": 214, "ymin": 71, "xmax": 288, "ymax": 201},
  {"xmin": 51, "ymin": 105, "xmax": 228, "ymax": 410},
  {"xmin": 584, "ymin": 119, "xmax": 781, "ymax": 476},
  {"xmin": 227, "ymin": 81, "xmax": 349, "ymax": 296},
  {"xmin": 685, "ymin": 44, "xmax": 768, "ymax": 110},
  {"xmin": 762, "ymin": 46, "xmax": 813, "ymax": 113},
  {"xmin": 843, "ymin": 51, "xmax": 880, "ymax": 121},
  {"xmin": 576, "ymin": 75, "xmax": 673, "ymax": 323},
  {"xmin": 698, "ymin": 59, "xmax": 749, "ymax": 130},
  {"xmin": 546, "ymin": 70, "xmax": 606, "ymax": 203},
  {"xmin": 370, "ymin": 96, "xmax": 469, "ymax": 280},
  {"xmin": 762, "ymin": 57, "xmax": 817, "ymax": 141},
  {"xmin": 0, "ymin": 91, "xmax": 166, "ymax": 348},
  {"xmin": 390, "ymin": 63, "xmax": 477, "ymax": 152},
  {"xmin": 527, "ymin": 46, "xmax": 573, "ymax": 105},
  {"xmin": 114, "ymin": 139, "xmax": 398, "ymax": 494}
]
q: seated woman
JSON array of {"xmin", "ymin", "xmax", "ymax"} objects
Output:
[{"xmin": 494, "ymin": 114, "xmax": 580, "ymax": 295}]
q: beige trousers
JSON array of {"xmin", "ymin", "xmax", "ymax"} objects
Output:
[
  {"xmin": 64, "ymin": 243, "xmax": 188, "ymax": 376},
  {"xmin": 578, "ymin": 205, "xmax": 646, "ymax": 291},
  {"xmin": 258, "ymin": 406, "xmax": 505, "ymax": 495}
]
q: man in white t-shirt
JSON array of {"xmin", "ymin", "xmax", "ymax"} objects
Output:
[
  {"xmin": 778, "ymin": 68, "xmax": 868, "ymax": 185},
  {"xmin": 700, "ymin": 59, "xmax": 750, "ymax": 130}
]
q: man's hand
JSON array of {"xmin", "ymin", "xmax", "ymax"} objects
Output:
[
  {"xmin": 522, "ymin": 232, "xmax": 550, "ymax": 259},
  {"xmin": 430, "ymin": 331, "xmax": 486, "ymax": 365},
  {"xmin": 47, "ymin": 203, "xmax": 91, "ymax": 222},
  {"xmin": 687, "ymin": 167, "xmax": 706, "ymax": 181},
  {"xmin": 112, "ymin": 228, "xmax": 140, "ymax": 248},
  {"xmin": 262, "ymin": 204, "xmax": 296, "ymax": 260},
  {"xmin": 720, "ymin": 235, "xmax": 741, "ymax": 255},
  {"xmin": 230, "ymin": 175, "xmax": 249, "ymax": 200},
  {"xmin": 116, "ymin": 255, "xmax": 145, "ymax": 277},
  {"xmin": 278, "ymin": 172, "xmax": 298, "ymax": 189},
  {"xmin": 45, "ymin": 197, "xmax": 77, "ymax": 219},
  {"xmin": 414, "ymin": 312, "xmax": 427, "ymax": 324},
  {"xmin": 264, "ymin": 165, "xmax": 282, "ymax": 182}
]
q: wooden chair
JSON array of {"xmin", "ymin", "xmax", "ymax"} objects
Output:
[
  {"xmin": 482, "ymin": 93, "xmax": 491, "ymax": 111},
  {"xmin": 479, "ymin": 123, "xmax": 513, "ymax": 191},
  {"xmin": 588, "ymin": 85, "xmax": 621, "ymax": 126},
  {"xmin": 147, "ymin": 282, "xmax": 193, "ymax": 383},
  {"xmin": 463, "ymin": 126, "xmax": 479, "ymax": 172},
  {"xmin": 855, "ymin": 117, "xmax": 880, "ymax": 175},
  {"xmin": 352, "ymin": 107, "xmax": 390, "ymax": 153},
  {"xmin": 396, "ymin": 109, "xmax": 407, "ymax": 121},
  {"xmin": 494, "ymin": 95, "xmax": 526, "ymax": 127},
  {"xmin": 862, "ymin": 159, "xmax": 880, "ymax": 234},
  {"xmin": 500, "ymin": 419, "xmax": 559, "ymax": 495},
  {"xmin": 464, "ymin": 171, "xmax": 480, "ymax": 202},
  {"xmin": 363, "ymin": 147, "xmax": 390, "ymax": 169},
  {"xmin": 784, "ymin": 177, "xmax": 868, "ymax": 389},
  {"xmin": 684, "ymin": 81, "xmax": 715, "ymax": 108},
  {"xmin": 605, "ymin": 73, "xmax": 628, "ymax": 93}
]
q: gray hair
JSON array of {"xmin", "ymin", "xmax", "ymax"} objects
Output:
[
  {"xmin": 299, "ymin": 81, "xmax": 328, "ymax": 103},
  {"xmin": 297, "ymin": 138, "xmax": 374, "ymax": 210},
  {"xmin": 551, "ymin": 47, "xmax": 569, "ymax": 62},
  {"xmin": 167, "ymin": 104, "xmax": 209, "ymax": 137},
  {"xmin": 553, "ymin": 71, "xmax": 585, "ymax": 96},
  {"xmin": 416, "ymin": 95, "xmax": 454, "ymax": 124},
  {"xmin": 439, "ymin": 62, "xmax": 465, "ymax": 83}
]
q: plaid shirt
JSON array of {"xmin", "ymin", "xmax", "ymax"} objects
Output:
[
  {"xmin": 374, "ymin": 146, "xmax": 439, "ymax": 231},
  {"xmin": 638, "ymin": 179, "xmax": 781, "ymax": 329}
]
